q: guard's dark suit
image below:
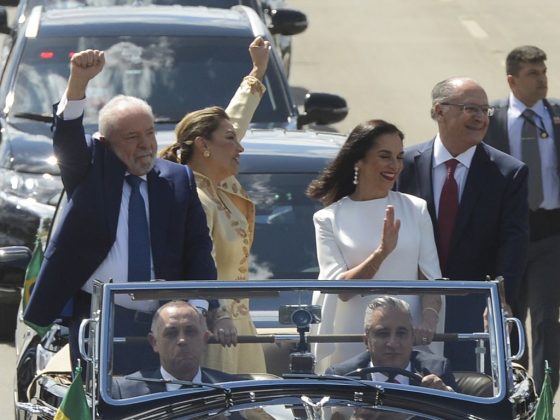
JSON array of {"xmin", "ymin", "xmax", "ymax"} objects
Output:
[{"xmin": 486, "ymin": 98, "xmax": 560, "ymax": 393}]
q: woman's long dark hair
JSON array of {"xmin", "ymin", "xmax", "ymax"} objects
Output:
[{"xmin": 306, "ymin": 119, "xmax": 404, "ymax": 206}]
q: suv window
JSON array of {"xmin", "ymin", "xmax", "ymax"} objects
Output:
[
  {"xmin": 10, "ymin": 35, "xmax": 292, "ymax": 125},
  {"xmin": 240, "ymin": 173, "xmax": 321, "ymax": 280}
]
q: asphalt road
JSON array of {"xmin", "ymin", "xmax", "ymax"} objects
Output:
[
  {"xmin": 2, "ymin": 0, "xmax": 560, "ymax": 416},
  {"xmin": 289, "ymin": 0, "xmax": 560, "ymax": 143}
]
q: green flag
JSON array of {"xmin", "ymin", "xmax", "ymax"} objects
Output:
[
  {"xmin": 534, "ymin": 360, "xmax": 554, "ymax": 420},
  {"xmin": 22, "ymin": 238, "xmax": 51, "ymax": 338},
  {"xmin": 22, "ymin": 238, "xmax": 43, "ymax": 311},
  {"xmin": 54, "ymin": 367, "xmax": 92, "ymax": 420}
]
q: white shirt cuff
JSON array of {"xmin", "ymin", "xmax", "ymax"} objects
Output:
[{"xmin": 56, "ymin": 93, "xmax": 86, "ymax": 120}]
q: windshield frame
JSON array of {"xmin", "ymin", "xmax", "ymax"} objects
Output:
[{"xmin": 92, "ymin": 279, "xmax": 510, "ymax": 414}]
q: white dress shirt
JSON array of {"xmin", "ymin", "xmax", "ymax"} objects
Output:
[
  {"xmin": 506, "ymin": 93, "xmax": 560, "ymax": 210},
  {"xmin": 432, "ymin": 134, "xmax": 477, "ymax": 218}
]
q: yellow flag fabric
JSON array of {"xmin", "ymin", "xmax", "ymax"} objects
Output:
[{"xmin": 54, "ymin": 367, "xmax": 92, "ymax": 420}]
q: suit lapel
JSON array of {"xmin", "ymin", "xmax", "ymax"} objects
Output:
[
  {"xmin": 544, "ymin": 99, "xmax": 560, "ymax": 178},
  {"xmin": 147, "ymin": 163, "xmax": 172, "ymax": 278},
  {"xmin": 414, "ymin": 143, "xmax": 437, "ymax": 225},
  {"xmin": 491, "ymin": 104, "xmax": 511, "ymax": 154},
  {"xmin": 146, "ymin": 369, "xmax": 167, "ymax": 394},
  {"xmin": 450, "ymin": 144, "xmax": 487, "ymax": 250},
  {"xmin": 104, "ymin": 147, "xmax": 126, "ymax": 240},
  {"xmin": 201, "ymin": 369, "xmax": 212, "ymax": 383},
  {"xmin": 410, "ymin": 351, "xmax": 422, "ymax": 375}
]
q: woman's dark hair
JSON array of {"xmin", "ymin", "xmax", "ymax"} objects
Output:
[
  {"xmin": 306, "ymin": 119, "xmax": 404, "ymax": 206},
  {"xmin": 159, "ymin": 106, "xmax": 229, "ymax": 164}
]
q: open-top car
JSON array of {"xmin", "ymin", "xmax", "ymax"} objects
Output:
[
  {"xmin": 0, "ymin": 3, "xmax": 347, "ymax": 339},
  {"xmin": 12, "ymin": 279, "xmax": 537, "ymax": 419},
  {"xmin": 0, "ymin": 3, "xmax": 345, "ymax": 250}
]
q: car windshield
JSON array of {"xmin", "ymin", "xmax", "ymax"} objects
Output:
[
  {"xmin": 9, "ymin": 35, "xmax": 292, "ymax": 125},
  {"xmin": 29, "ymin": 0, "xmax": 253, "ymax": 11},
  {"xmin": 95, "ymin": 280, "xmax": 509, "ymax": 410}
]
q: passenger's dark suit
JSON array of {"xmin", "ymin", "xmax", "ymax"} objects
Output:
[
  {"xmin": 486, "ymin": 98, "xmax": 560, "ymax": 393},
  {"xmin": 396, "ymin": 140, "xmax": 529, "ymax": 370},
  {"xmin": 112, "ymin": 367, "xmax": 238, "ymax": 399},
  {"xmin": 24, "ymin": 112, "xmax": 217, "ymax": 328},
  {"xmin": 325, "ymin": 350, "xmax": 457, "ymax": 390}
]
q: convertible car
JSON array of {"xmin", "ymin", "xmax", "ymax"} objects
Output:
[{"xmin": 12, "ymin": 279, "xmax": 537, "ymax": 419}]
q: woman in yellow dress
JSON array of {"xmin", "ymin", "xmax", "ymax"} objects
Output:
[{"xmin": 158, "ymin": 36, "xmax": 270, "ymax": 374}]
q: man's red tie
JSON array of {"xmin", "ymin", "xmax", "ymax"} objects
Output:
[{"xmin": 438, "ymin": 159, "xmax": 459, "ymax": 271}]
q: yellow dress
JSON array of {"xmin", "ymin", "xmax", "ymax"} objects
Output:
[{"xmin": 199, "ymin": 76, "xmax": 267, "ymax": 374}]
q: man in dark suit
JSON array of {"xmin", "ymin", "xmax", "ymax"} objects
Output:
[
  {"xmin": 112, "ymin": 301, "xmax": 237, "ymax": 399},
  {"xmin": 325, "ymin": 296, "xmax": 456, "ymax": 392},
  {"xmin": 395, "ymin": 77, "xmax": 529, "ymax": 371},
  {"xmin": 23, "ymin": 49, "xmax": 232, "ymax": 371},
  {"xmin": 485, "ymin": 45, "xmax": 560, "ymax": 394}
]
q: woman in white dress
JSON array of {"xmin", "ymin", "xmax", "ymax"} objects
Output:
[{"xmin": 306, "ymin": 120, "xmax": 444, "ymax": 370}]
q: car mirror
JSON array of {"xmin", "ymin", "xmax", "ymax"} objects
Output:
[
  {"xmin": 0, "ymin": 6, "xmax": 11, "ymax": 34},
  {"xmin": 297, "ymin": 92, "xmax": 348, "ymax": 128},
  {"xmin": 0, "ymin": 246, "xmax": 32, "ymax": 288},
  {"xmin": 268, "ymin": 9, "xmax": 308, "ymax": 36}
]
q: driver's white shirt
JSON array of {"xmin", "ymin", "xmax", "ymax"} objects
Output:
[
  {"xmin": 160, "ymin": 366, "xmax": 202, "ymax": 392},
  {"xmin": 368, "ymin": 361, "xmax": 411, "ymax": 385}
]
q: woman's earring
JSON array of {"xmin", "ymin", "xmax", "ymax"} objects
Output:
[
  {"xmin": 353, "ymin": 165, "xmax": 359, "ymax": 185},
  {"xmin": 203, "ymin": 150, "xmax": 211, "ymax": 158}
]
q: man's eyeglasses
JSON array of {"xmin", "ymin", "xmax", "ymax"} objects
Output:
[{"xmin": 440, "ymin": 102, "xmax": 495, "ymax": 117}]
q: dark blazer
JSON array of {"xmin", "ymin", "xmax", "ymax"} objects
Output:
[
  {"xmin": 395, "ymin": 140, "xmax": 529, "ymax": 305},
  {"xmin": 112, "ymin": 367, "xmax": 237, "ymax": 399},
  {"xmin": 485, "ymin": 97, "xmax": 560, "ymax": 182},
  {"xmin": 24, "ymin": 112, "xmax": 217, "ymax": 327},
  {"xmin": 396, "ymin": 140, "xmax": 528, "ymax": 371},
  {"xmin": 325, "ymin": 350, "xmax": 457, "ymax": 390}
]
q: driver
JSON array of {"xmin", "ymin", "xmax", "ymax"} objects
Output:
[
  {"xmin": 325, "ymin": 296, "xmax": 456, "ymax": 391},
  {"xmin": 113, "ymin": 301, "xmax": 237, "ymax": 399}
]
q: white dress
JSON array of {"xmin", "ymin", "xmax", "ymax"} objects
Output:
[{"xmin": 312, "ymin": 191, "xmax": 444, "ymax": 371}]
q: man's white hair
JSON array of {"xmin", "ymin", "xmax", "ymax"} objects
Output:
[{"xmin": 98, "ymin": 95, "xmax": 154, "ymax": 139}]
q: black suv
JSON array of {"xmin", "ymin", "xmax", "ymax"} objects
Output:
[
  {"xmin": 1, "ymin": 128, "xmax": 346, "ymax": 342},
  {"xmin": 0, "ymin": 0, "xmax": 308, "ymax": 75},
  {"xmin": 0, "ymin": 5, "xmax": 347, "ymax": 339},
  {"xmin": 0, "ymin": 4, "xmax": 347, "ymax": 249}
]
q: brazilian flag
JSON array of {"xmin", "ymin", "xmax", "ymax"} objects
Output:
[
  {"xmin": 534, "ymin": 361, "xmax": 554, "ymax": 420},
  {"xmin": 54, "ymin": 367, "xmax": 92, "ymax": 420},
  {"xmin": 22, "ymin": 238, "xmax": 43, "ymax": 311},
  {"xmin": 22, "ymin": 238, "xmax": 51, "ymax": 338}
]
